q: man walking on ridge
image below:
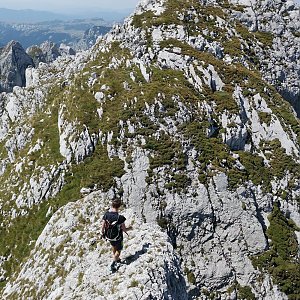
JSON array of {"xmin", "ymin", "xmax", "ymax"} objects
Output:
[{"xmin": 101, "ymin": 199, "xmax": 132, "ymax": 272}]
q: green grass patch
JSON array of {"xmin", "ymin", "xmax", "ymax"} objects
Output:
[
  {"xmin": 235, "ymin": 151, "xmax": 271, "ymax": 189},
  {"xmin": 144, "ymin": 135, "xmax": 180, "ymax": 169},
  {"xmin": 254, "ymin": 31, "xmax": 274, "ymax": 47},
  {"xmin": 252, "ymin": 203, "xmax": 300, "ymax": 299},
  {"xmin": 223, "ymin": 36, "xmax": 242, "ymax": 57},
  {"xmin": 132, "ymin": 0, "xmax": 226, "ymax": 36},
  {"xmin": 259, "ymin": 139, "xmax": 300, "ymax": 181},
  {"xmin": 209, "ymin": 90, "xmax": 239, "ymax": 113},
  {"xmin": 258, "ymin": 111, "xmax": 272, "ymax": 126}
]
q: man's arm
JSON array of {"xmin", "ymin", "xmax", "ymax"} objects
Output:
[
  {"xmin": 101, "ymin": 220, "xmax": 106, "ymax": 237},
  {"xmin": 121, "ymin": 223, "xmax": 133, "ymax": 233}
]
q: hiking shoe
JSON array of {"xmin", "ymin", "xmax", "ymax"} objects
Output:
[
  {"xmin": 110, "ymin": 261, "xmax": 117, "ymax": 273},
  {"xmin": 115, "ymin": 259, "xmax": 122, "ymax": 268}
]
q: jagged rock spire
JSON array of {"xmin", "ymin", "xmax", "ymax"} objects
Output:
[{"xmin": 0, "ymin": 40, "xmax": 34, "ymax": 92}]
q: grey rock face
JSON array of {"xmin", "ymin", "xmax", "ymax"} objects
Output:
[
  {"xmin": 27, "ymin": 41, "xmax": 76, "ymax": 65},
  {"xmin": 0, "ymin": 40, "xmax": 34, "ymax": 92},
  {"xmin": 75, "ymin": 25, "xmax": 110, "ymax": 51},
  {"xmin": 230, "ymin": 0, "xmax": 300, "ymax": 115}
]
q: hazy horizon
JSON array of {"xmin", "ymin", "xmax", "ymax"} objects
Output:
[{"xmin": 0, "ymin": 0, "xmax": 140, "ymax": 15}]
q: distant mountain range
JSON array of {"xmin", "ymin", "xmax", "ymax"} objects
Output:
[
  {"xmin": 0, "ymin": 7, "xmax": 128, "ymax": 49},
  {"xmin": 0, "ymin": 7, "xmax": 131, "ymax": 23},
  {"xmin": 0, "ymin": 19, "xmax": 112, "ymax": 49},
  {"xmin": 0, "ymin": 8, "xmax": 114, "ymax": 94}
]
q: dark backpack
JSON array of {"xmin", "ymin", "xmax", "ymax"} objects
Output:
[{"xmin": 103, "ymin": 214, "xmax": 121, "ymax": 241}]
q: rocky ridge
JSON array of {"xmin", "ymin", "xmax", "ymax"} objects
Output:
[
  {"xmin": 2, "ymin": 191, "xmax": 187, "ymax": 300},
  {"xmin": 0, "ymin": 0, "xmax": 299, "ymax": 299}
]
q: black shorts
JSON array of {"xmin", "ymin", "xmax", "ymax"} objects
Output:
[{"xmin": 110, "ymin": 239, "xmax": 123, "ymax": 251}]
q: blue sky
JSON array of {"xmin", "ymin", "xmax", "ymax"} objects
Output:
[{"xmin": 0, "ymin": 0, "xmax": 140, "ymax": 13}]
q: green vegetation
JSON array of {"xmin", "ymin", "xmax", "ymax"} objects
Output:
[
  {"xmin": 0, "ymin": 202, "xmax": 51, "ymax": 288},
  {"xmin": 227, "ymin": 282, "xmax": 255, "ymax": 300},
  {"xmin": 182, "ymin": 120, "xmax": 232, "ymax": 179},
  {"xmin": 229, "ymin": 151, "xmax": 271, "ymax": 191},
  {"xmin": 258, "ymin": 111, "xmax": 272, "ymax": 126},
  {"xmin": 292, "ymin": 31, "xmax": 300, "ymax": 38},
  {"xmin": 237, "ymin": 285, "xmax": 256, "ymax": 300},
  {"xmin": 29, "ymin": 85, "xmax": 64, "ymax": 162},
  {"xmin": 235, "ymin": 22, "xmax": 273, "ymax": 48},
  {"xmin": 157, "ymin": 216, "xmax": 169, "ymax": 229},
  {"xmin": 144, "ymin": 135, "xmax": 181, "ymax": 169},
  {"xmin": 254, "ymin": 31, "xmax": 274, "ymax": 47},
  {"xmin": 267, "ymin": 90, "xmax": 300, "ymax": 145},
  {"xmin": 131, "ymin": 0, "xmax": 272, "ymax": 63},
  {"xmin": 252, "ymin": 203, "xmax": 300, "ymax": 299},
  {"xmin": 187, "ymin": 271, "xmax": 196, "ymax": 285},
  {"xmin": 27, "ymin": 46, "xmax": 43, "ymax": 59},
  {"xmin": 131, "ymin": 11, "xmax": 156, "ymax": 29},
  {"xmin": 71, "ymin": 145, "xmax": 125, "ymax": 192},
  {"xmin": 202, "ymin": 288, "xmax": 220, "ymax": 300},
  {"xmin": 223, "ymin": 37, "xmax": 242, "ymax": 57},
  {"xmin": 132, "ymin": 0, "xmax": 226, "ymax": 37},
  {"xmin": 128, "ymin": 279, "xmax": 139, "ymax": 288},
  {"xmin": 0, "ymin": 43, "xmax": 130, "ymax": 286},
  {"xmin": 165, "ymin": 173, "xmax": 191, "ymax": 191},
  {"xmin": 184, "ymin": 266, "xmax": 197, "ymax": 285},
  {"xmin": 209, "ymin": 90, "xmax": 239, "ymax": 113},
  {"xmin": 64, "ymin": 77, "xmax": 99, "ymax": 133},
  {"xmin": 260, "ymin": 139, "xmax": 300, "ymax": 182},
  {"xmin": 0, "ymin": 84, "xmax": 66, "ymax": 213}
]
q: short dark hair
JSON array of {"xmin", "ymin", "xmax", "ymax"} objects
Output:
[{"xmin": 112, "ymin": 199, "xmax": 122, "ymax": 209}]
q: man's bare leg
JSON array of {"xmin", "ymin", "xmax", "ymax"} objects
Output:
[{"xmin": 112, "ymin": 247, "xmax": 121, "ymax": 261}]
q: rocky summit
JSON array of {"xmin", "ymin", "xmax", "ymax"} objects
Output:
[
  {"xmin": 0, "ymin": 41, "xmax": 34, "ymax": 93},
  {"xmin": 0, "ymin": 0, "xmax": 300, "ymax": 299}
]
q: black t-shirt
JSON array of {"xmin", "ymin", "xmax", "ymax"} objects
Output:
[{"xmin": 103, "ymin": 211, "xmax": 126, "ymax": 239}]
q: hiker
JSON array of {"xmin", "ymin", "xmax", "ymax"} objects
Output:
[{"xmin": 101, "ymin": 199, "xmax": 132, "ymax": 272}]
